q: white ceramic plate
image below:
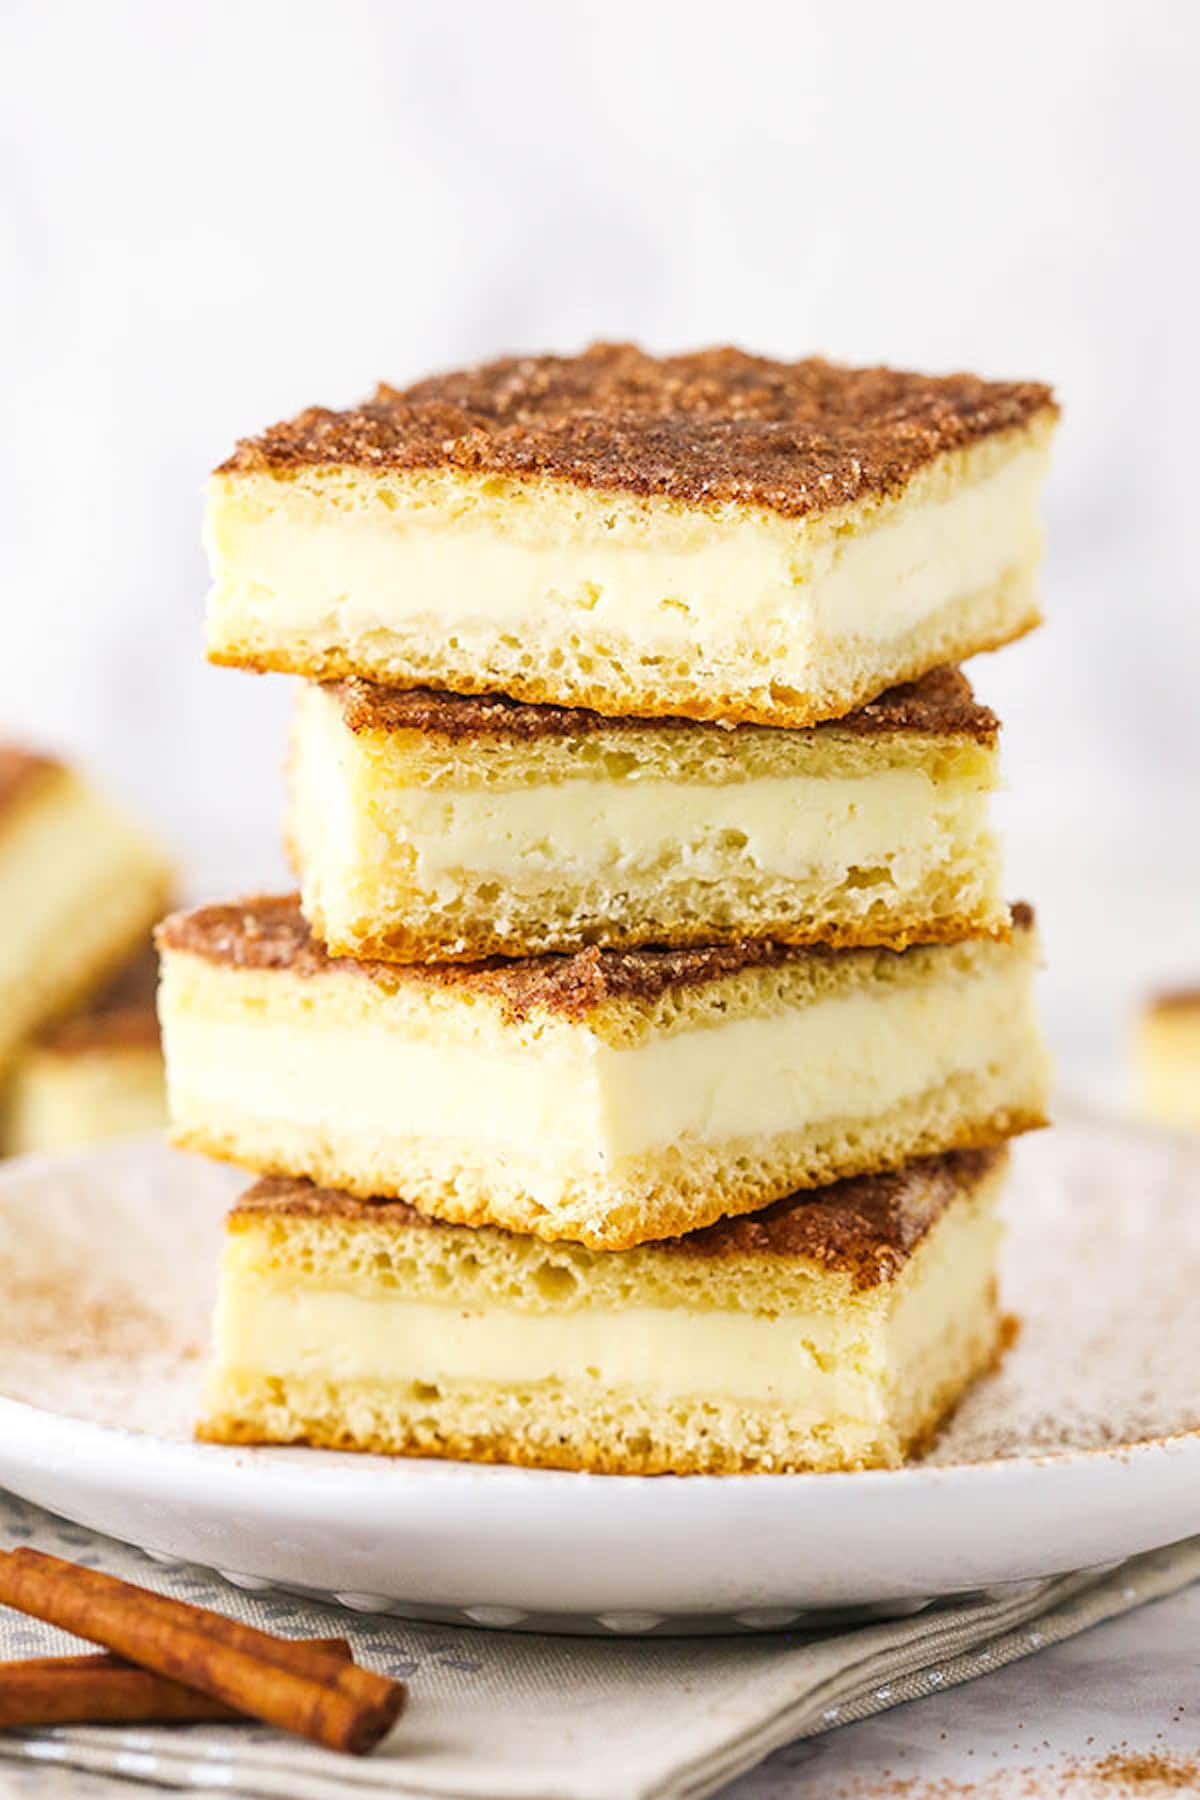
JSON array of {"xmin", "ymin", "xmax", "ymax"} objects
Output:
[{"xmin": 0, "ymin": 1121, "xmax": 1198, "ymax": 1636}]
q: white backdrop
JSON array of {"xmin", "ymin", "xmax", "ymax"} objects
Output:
[{"xmin": 2, "ymin": 0, "xmax": 1198, "ymax": 1085}]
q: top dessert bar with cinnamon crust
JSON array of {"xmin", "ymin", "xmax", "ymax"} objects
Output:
[{"xmin": 206, "ymin": 343, "xmax": 1057, "ymax": 729}]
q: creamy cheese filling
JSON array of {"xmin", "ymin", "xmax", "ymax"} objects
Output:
[
  {"xmin": 396, "ymin": 772, "xmax": 981, "ymax": 887},
  {"xmin": 348, "ymin": 771, "xmax": 985, "ymax": 890},
  {"xmin": 208, "ymin": 444, "xmax": 1047, "ymax": 661},
  {"xmin": 170, "ymin": 957, "xmax": 1033, "ymax": 1168},
  {"xmin": 216, "ymin": 1289, "xmax": 870, "ymax": 1407},
  {"xmin": 809, "ymin": 449, "xmax": 1044, "ymax": 640},
  {"xmin": 211, "ymin": 1190, "xmax": 997, "ymax": 1416}
]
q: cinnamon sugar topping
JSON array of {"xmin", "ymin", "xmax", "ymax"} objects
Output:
[
  {"xmin": 158, "ymin": 895, "xmax": 1035, "ymax": 1024},
  {"xmin": 218, "ymin": 343, "xmax": 1056, "ymax": 520},
  {"xmin": 236, "ymin": 1149, "xmax": 1000, "ymax": 1289}
]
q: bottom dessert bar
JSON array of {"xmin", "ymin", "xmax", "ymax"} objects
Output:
[{"xmin": 199, "ymin": 1148, "xmax": 1007, "ymax": 1476}]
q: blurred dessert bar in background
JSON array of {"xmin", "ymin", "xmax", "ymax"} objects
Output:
[
  {"xmin": 0, "ymin": 744, "xmax": 171, "ymax": 1154},
  {"xmin": 1134, "ymin": 991, "xmax": 1200, "ymax": 1132},
  {"xmin": 0, "ymin": 747, "xmax": 170, "ymax": 1077},
  {"xmin": 2, "ymin": 948, "xmax": 165, "ymax": 1156}
]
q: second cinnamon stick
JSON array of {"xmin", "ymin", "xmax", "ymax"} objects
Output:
[{"xmin": 0, "ymin": 1641, "xmax": 351, "ymax": 1729}]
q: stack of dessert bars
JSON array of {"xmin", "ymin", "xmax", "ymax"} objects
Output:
[{"xmin": 159, "ymin": 345, "xmax": 1058, "ymax": 1475}]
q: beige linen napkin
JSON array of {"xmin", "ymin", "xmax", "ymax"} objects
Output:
[{"xmin": 0, "ymin": 1495, "xmax": 1196, "ymax": 1800}]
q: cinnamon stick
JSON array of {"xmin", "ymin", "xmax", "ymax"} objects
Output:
[
  {"xmin": 0, "ymin": 1641, "xmax": 352, "ymax": 1729},
  {"xmin": 0, "ymin": 1551, "xmax": 405, "ymax": 1754}
]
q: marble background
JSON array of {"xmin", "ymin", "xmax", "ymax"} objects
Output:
[{"xmin": 2, "ymin": 0, "xmax": 1198, "ymax": 1088}]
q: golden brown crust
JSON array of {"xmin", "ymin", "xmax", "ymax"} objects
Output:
[
  {"xmin": 325, "ymin": 907, "xmax": 1012, "ymax": 966},
  {"xmin": 233, "ymin": 1147, "xmax": 1002, "ymax": 1290},
  {"xmin": 0, "ymin": 747, "xmax": 58, "ymax": 818},
  {"xmin": 197, "ymin": 1395, "xmax": 946, "ymax": 1474},
  {"xmin": 158, "ymin": 894, "xmax": 1034, "ymax": 1023},
  {"xmin": 646, "ymin": 1147, "xmax": 1000, "ymax": 1275},
  {"xmin": 177, "ymin": 1102, "xmax": 1045, "ymax": 1253},
  {"xmin": 328, "ymin": 665, "xmax": 998, "ymax": 747},
  {"xmin": 217, "ymin": 343, "xmax": 1056, "ymax": 522},
  {"xmin": 209, "ymin": 600, "xmax": 1041, "ymax": 733},
  {"xmin": 36, "ymin": 946, "xmax": 161, "ymax": 1057}
]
